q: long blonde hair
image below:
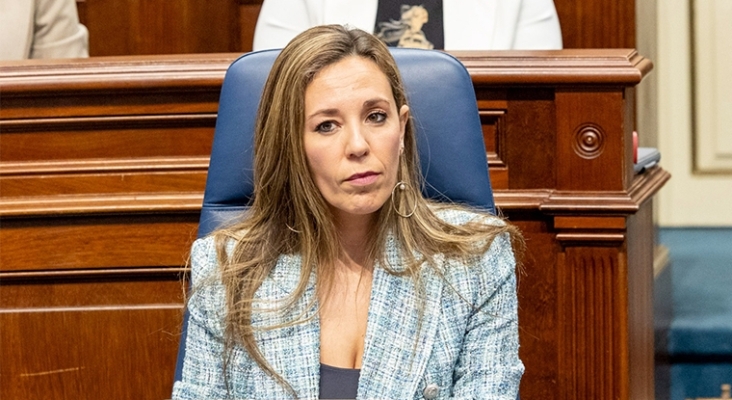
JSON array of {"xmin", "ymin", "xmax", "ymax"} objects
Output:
[{"xmin": 207, "ymin": 24, "xmax": 523, "ymax": 395}]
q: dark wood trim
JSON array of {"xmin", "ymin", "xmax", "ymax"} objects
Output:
[{"xmin": 456, "ymin": 49, "xmax": 652, "ymax": 85}]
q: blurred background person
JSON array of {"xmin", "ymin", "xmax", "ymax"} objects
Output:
[
  {"xmin": 253, "ymin": 0, "xmax": 562, "ymax": 51},
  {"xmin": 1, "ymin": 0, "xmax": 88, "ymax": 60}
]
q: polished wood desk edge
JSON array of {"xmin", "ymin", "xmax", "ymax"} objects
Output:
[
  {"xmin": 455, "ymin": 48, "xmax": 652, "ymax": 85},
  {"xmin": 0, "ymin": 49, "xmax": 651, "ymax": 94},
  {"xmin": 0, "ymin": 115, "xmax": 217, "ymax": 133},
  {"xmin": 0, "ymin": 156, "xmax": 210, "ymax": 175},
  {"xmin": 0, "ymin": 267, "xmax": 188, "ymax": 281},
  {"xmin": 536, "ymin": 166, "xmax": 670, "ymax": 213},
  {"xmin": 0, "ymin": 193, "xmax": 205, "ymax": 218}
]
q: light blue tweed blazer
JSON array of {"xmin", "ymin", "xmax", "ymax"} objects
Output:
[{"xmin": 172, "ymin": 209, "xmax": 523, "ymax": 400}]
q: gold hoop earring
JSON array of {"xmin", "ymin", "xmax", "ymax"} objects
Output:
[{"xmin": 391, "ymin": 181, "xmax": 417, "ymax": 218}]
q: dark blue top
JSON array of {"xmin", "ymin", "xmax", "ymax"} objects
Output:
[{"xmin": 319, "ymin": 363, "xmax": 360, "ymax": 400}]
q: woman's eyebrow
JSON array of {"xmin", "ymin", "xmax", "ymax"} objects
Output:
[
  {"xmin": 363, "ymin": 98, "xmax": 390, "ymax": 108},
  {"xmin": 306, "ymin": 108, "xmax": 339, "ymax": 121}
]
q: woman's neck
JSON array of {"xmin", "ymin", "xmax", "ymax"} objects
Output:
[
  {"xmin": 319, "ymin": 212, "xmax": 375, "ymax": 370},
  {"xmin": 333, "ymin": 211, "xmax": 376, "ymax": 269}
]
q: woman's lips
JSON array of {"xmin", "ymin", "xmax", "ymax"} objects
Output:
[{"xmin": 345, "ymin": 171, "xmax": 379, "ymax": 185}]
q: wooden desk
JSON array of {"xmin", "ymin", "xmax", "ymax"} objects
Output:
[{"xmin": 0, "ymin": 50, "xmax": 669, "ymax": 399}]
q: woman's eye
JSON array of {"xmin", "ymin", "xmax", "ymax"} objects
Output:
[
  {"xmin": 367, "ymin": 112, "xmax": 387, "ymax": 124},
  {"xmin": 315, "ymin": 121, "xmax": 337, "ymax": 133}
]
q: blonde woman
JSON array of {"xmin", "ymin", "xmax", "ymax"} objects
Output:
[{"xmin": 173, "ymin": 25, "xmax": 524, "ymax": 399}]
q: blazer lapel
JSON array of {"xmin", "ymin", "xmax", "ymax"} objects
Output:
[
  {"xmin": 357, "ymin": 236, "xmax": 445, "ymax": 399},
  {"xmin": 252, "ymin": 254, "xmax": 320, "ymax": 399}
]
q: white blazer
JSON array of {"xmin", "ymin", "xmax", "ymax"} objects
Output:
[
  {"xmin": 0, "ymin": 0, "xmax": 88, "ymax": 60},
  {"xmin": 253, "ymin": 0, "xmax": 562, "ymax": 51}
]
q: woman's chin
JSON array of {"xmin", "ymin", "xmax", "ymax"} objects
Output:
[{"xmin": 330, "ymin": 202, "xmax": 386, "ymax": 221}]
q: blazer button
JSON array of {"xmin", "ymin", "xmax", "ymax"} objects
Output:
[{"xmin": 423, "ymin": 383, "xmax": 440, "ymax": 399}]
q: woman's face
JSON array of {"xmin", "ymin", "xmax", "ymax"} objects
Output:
[{"xmin": 303, "ymin": 56, "xmax": 409, "ymax": 224}]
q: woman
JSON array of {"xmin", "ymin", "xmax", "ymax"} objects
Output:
[{"xmin": 173, "ymin": 25, "xmax": 524, "ymax": 400}]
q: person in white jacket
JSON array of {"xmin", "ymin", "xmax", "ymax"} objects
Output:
[
  {"xmin": 253, "ymin": 0, "xmax": 562, "ymax": 51},
  {"xmin": 0, "ymin": 0, "xmax": 89, "ymax": 60}
]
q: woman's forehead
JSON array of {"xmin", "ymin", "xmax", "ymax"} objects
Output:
[
  {"xmin": 305, "ymin": 57, "xmax": 393, "ymax": 105},
  {"xmin": 311, "ymin": 56, "xmax": 385, "ymax": 82}
]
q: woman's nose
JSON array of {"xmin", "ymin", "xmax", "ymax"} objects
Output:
[{"xmin": 345, "ymin": 125, "xmax": 369, "ymax": 158}]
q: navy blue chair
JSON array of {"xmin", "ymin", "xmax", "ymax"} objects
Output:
[{"xmin": 174, "ymin": 48, "xmax": 496, "ymax": 385}]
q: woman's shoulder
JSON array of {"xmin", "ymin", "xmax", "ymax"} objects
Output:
[
  {"xmin": 189, "ymin": 235, "xmax": 219, "ymax": 285},
  {"xmin": 431, "ymin": 204, "xmax": 505, "ymax": 227},
  {"xmin": 439, "ymin": 230, "xmax": 516, "ymax": 306},
  {"xmin": 189, "ymin": 233, "xmax": 243, "ymax": 289},
  {"xmin": 183, "ymin": 236, "xmax": 234, "ymax": 341},
  {"xmin": 430, "ymin": 206, "xmax": 516, "ymax": 298}
]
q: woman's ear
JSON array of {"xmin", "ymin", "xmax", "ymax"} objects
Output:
[{"xmin": 399, "ymin": 105, "xmax": 410, "ymax": 150}]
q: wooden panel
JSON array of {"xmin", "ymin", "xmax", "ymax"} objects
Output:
[
  {"xmin": 238, "ymin": 3, "xmax": 263, "ymax": 53},
  {"xmin": 479, "ymin": 110, "xmax": 508, "ymax": 189},
  {"xmin": 0, "ymin": 54, "xmax": 233, "ymax": 119},
  {"xmin": 0, "ymin": 169, "xmax": 207, "ymax": 198},
  {"xmin": 476, "ymin": 90, "xmax": 510, "ymax": 188},
  {"xmin": 0, "ymin": 308, "xmax": 181, "ymax": 399},
  {"xmin": 0, "ymin": 215, "xmax": 199, "ymax": 271},
  {"xmin": 626, "ymin": 202, "xmax": 655, "ymax": 400},
  {"xmin": 0, "ymin": 56, "xmax": 226, "ymax": 220},
  {"xmin": 555, "ymin": 216, "xmax": 627, "ymax": 230},
  {"xmin": 78, "ymin": 0, "xmax": 241, "ymax": 56},
  {"xmin": 555, "ymin": 89, "xmax": 628, "ymax": 191},
  {"xmin": 1, "ymin": 96, "xmax": 220, "ymax": 120},
  {"xmin": 0, "ymin": 269, "xmax": 185, "ymax": 400},
  {"xmin": 504, "ymin": 89, "xmax": 557, "ymax": 190},
  {"xmin": 557, "ymin": 246, "xmax": 628, "ymax": 399},
  {"xmin": 0, "ymin": 124, "xmax": 214, "ymax": 162},
  {"xmin": 514, "ymin": 214, "xmax": 561, "ymax": 399},
  {"xmin": 0, "ymin": 270, "xmax": 185, "ymax": 308},
  {"xmin": 554, "ymin": 0, "xmax": 636, "ymax": 48}
]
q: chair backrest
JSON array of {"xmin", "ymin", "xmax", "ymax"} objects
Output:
[{"xmin": 175, "ymin": 48, "xmax": 494, "ymax": 382}]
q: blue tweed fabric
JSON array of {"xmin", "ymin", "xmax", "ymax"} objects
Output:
[{"xmin": 172, "ymin": 209, "xmax": 523, "ymax": 399}]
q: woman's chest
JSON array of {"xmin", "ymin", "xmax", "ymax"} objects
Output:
[{"xmin": 318, "ymin": 274, "xmax": 372, "ymax": 369}]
